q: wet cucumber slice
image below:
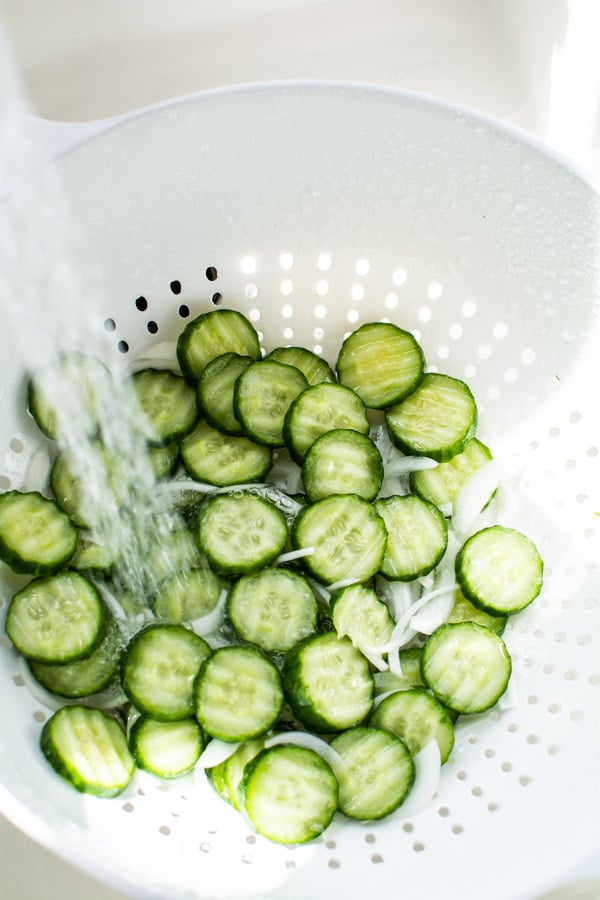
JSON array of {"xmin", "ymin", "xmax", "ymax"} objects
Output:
[
  {"xmin": 176, "ymin": 308, "xmax": 261, "ymax": 384},
  {"xmin": 180, "ymin": 419, "xmax": 272, "ymax": 487},
  {"xmin": 197, "ymin": 492, "xmax": 288, "ymax": 576},
  {"xmin": 41, "ymin": 705, "xmax": 134, "ymax": 797},
  {"xmin": 0, "ymin": 490, "xmax": 78, "ymax": 575},
  {"xmin": 386, "ymin": 373, "xmax": 477, "ymax": 462},
  {"xmin": 283, "ymin": 381, "xmax": 370, "ymax": 463},
  {"xmin": 197, "ymin": 352, "xmax": 254, "ymax": 435},
  {"xmin": 6, "ymin": 571, "xmax": 105, "ymax": 664},
  {"xmin": 266, "ymin": 345, "xmax": 336, "ymax": 386},
  {"xmin": 336, "ymin": 321, "xmax": 425, "ymax": 409},
  {"xmin": 283, "ymin": 632, "xmax": 374, "ymax": 733},
  {"xmin": 410, "ymin": 437, "xmax": 493, "ymax": 511},
  {"xmin": 227, "ymin": 566, "xmax": 318, "ymax": 654},
  {"xmin": 329, "ymin": 726, "xmax": 415, "ymax": 820},
  {"xmin": 130, "ymin": 716, "xmax": 204, "ymax": 778},
  {"xmin": 29, "ymin": 616, "xmax": 122, "ymax": 698},
  {"xmin": 291, "ymin": 493, "xmax": 387, "ymax": 585},
  {"xmin": 241, "ymin": 744, "xmax": 338, "ymax": 844},
  {"xmin": 131, "ymin": 368, "xmax": 198, "ymax": 446},
  {"xmin": 194, "ymin": 645, "xmax": 284, "ymax": 742},
  {"xmin": 375, "ymin": 493, "xmax": 448, "ymax": 581},
  {"xmin": 456, "ymin": 525, "xmax": 543, "ymax": 615},
  {"xmin": 369, "ymin": 687, "xmax": 455, "ymax": 763},
  {"xmin": 421, "ymin": 622, "xmax": 512, "ymax": 714},
  {"xmin": 302, "ymin": 428, "xmax": 383, "ymax": 502},
  {"xmin": 234, "ymin": 359, "xmax": 309, "ymax": 447},
  {"xmin": 122, "ymin": 624, "xmax": 212, "ymax": 721}
]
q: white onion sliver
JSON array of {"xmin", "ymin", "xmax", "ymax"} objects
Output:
[
  {"xmin": 22, "ymin": 443, "xmax": 51, "ymax": 493},
  {"xmin": 327, "ymin": 577, "xmax": 360, "ymax": 593},
  {"xmin": 385, "ymin": 456, "xmax": 438, "ymax": 476},
  {"xmin": 264, "ymin": 730, "xmax": 343, "ymax": 769},
  {"xmin": 387, "ymin": 644, "xmax": 402, "ymax": 677},
  {"xmin": 275, "ymin": 547, "xmax": 315, "ymax": 564},
  {"xmin": 410, "ymin": 589, "xmax": 456, "ymax": 635},
  {"xmin": 197, "ymin": 738, "xmax": 242, "ymax": 769},
  {"xmin": 190, "ymin": 588, "xmax": 228, "ymax": 637},
  {"xmin": 396, "ymin": 739, "xmax": 441, "ymax": 819},
  {"xmin": 452, "ymin": 459, "xmax": 501, "ymax": 536},
  {"xmin": 369, "ymin": 583, "xmax": 458, "ymax": 655}
]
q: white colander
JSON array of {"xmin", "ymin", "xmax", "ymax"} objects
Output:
[{"xmin": 1, "ymin": 81, "xmax": 599, "ymax": 900}]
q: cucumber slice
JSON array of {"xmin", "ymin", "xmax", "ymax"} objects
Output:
[
  {"xmin": 176, "ymin": 308, "xmax": 261, "ymax": 384},
  {"xmin": 330, "ymin": 583, "xmax": 394, "ymax": 652},
  {"xmin": 456, "ymin": 525, "xmax": 543, "ymax": 615},
  {"xmin": 227, "ymin": 567, "xmax": 318, "ymax": 654},
  {"xmin": 283, "ymin": 382, "xmax": 370, "ymax": 463},
  {"xmin": 329, "ymin": 726, "xmax": 415, "ymax": 820},
  {"xmin": 292, "ymin": 493, "xmax": 387, "ymax": 585},
  {"xmin": 153, "ymin": 566, "xmax": 226, "ymax": 624},
  {"xmin": 206, "ymin": 759, "xmax": 232, "ymax": 805},
  {"xmin": 180, "ymin": 419, "xmax": 272, "ymax": 487},
  {"xmin": 234, "ymin": 359, "xmax": 309, "ymax": 447},
  {"xmin": 421, "ymin": 622, "xmax": 512, "ymax": 714},
  {"xmin": 197, "ymin": 492, "xmax": 288, "ymax": 576},
  {"xmin": 266, "ymin": 346, "xmax": 336, "ymax": 385},
  {"xmin": 41, "ymin": 705, "xmax": 134, "ymax": 797},
  {"xmin": 386, "ymin": 373, "xmax": 477, "ymax": 462},
  {"xmin": 130, "ymin": 716, "xmax": 203, "ymax": 778},
  {"xmin": 50, "ymin": 442, "xmax": 118, "ymax": 529},
  {"xmin": 369, "ymin": 687, "xmax": 455, "ymax": 763},
  {"xmin": 148, "ymin": 441, "xmax": 179, "ymax": 480},
  {"xmin": 27, "ymin": 351, "xmax": 112, "ymax": 441},
  {"xmin": 131, "ymin": 368, "xmax": 198, "ymax": 446},
  {"xmin": 122, "ymin": 624, "xmax": 211, "ymax": 721},
  {"xmin": 241, "ymin": 744, "xmax": 338, "ymax": 844},
  {"xmin": 6, "ymin": 571, "xmax": 105, "ymax": 664},
  {"xmin": 282, "ymin": 632, "xmax": 374, "ymax": 732},
  {"xmin": 410, "ymin": 437, "xmax": 493, "ymax": 511},
  {"xmin": 194, "ymin": 645, "xmax": 284, "ymax": 742},
  {"xmin": 447, "ymin": 588, "xmax": 507, "ymax": 634},
  {"xmin": 375, "ymin": 494, "xmax": 448, "ymax": 581},
  {"xmin": 197, "ymin": 352, "xmax": 253, "ymax": 435},
  {"xmin": 336, "ymin": 321, "xmax": 425, "ymax": 409},
  {"xmin": 302, "ymin": 429, "xmax": 383, "ymax": 502},
  {"xmin": 223, "ymin": 737, "xmax": 266, "ymax": 810},
  {"xmin": 0, "ymin": 490, "xmax": 78, "ymax": 575},
  {"xmin": 29, "ymin": 616, "xmax": 123, "ymax": 698}
]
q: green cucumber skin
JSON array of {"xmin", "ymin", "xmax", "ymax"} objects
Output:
[
  {"xmin": 0, "ymin": 490, "xmax": 79, "ymax": 576},
  {"xmin": 6, "ymin": 572, "xmax": 106, "ymax": 665},
  {"xmin": 282, "ymin": 632, "xmax": 374, "ymax": 733},
  {"xmin": 40, "ymin": 705, "xmax": 134, "ymax": 798},
  {"xmin": 369, "ymin": 687, "xmax": 455, "ymax": 763},
  {"xmin": 240, "ymin": 744, "xmax": 338, "ymax": 844},
  {"xmin": 176, "ymin": 309, "xmax": 261, "ymax": 385},
  {"xmin": 329, "ymin": 725, "xmax": 415, "ymax": 820}
]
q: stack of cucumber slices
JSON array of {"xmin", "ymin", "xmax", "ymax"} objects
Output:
[{"xmin": 0, "ymin": 309, "xmax": 544, "ymax": 845}]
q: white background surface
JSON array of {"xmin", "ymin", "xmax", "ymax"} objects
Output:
[{"xmin": 0, "ymin": 2, "xmax": 599, "ymax": 898}]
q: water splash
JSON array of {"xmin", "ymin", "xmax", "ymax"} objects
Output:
[{"xmin": 0, "ymin": 27, "xmax": 181, "ymax": 618}]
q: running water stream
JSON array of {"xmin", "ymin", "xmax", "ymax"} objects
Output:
[{"xmin": 0, "ymin": 26, "xmax": 181, "ymax": 623}]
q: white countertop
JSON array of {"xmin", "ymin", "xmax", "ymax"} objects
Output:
[{"xmin": 0, "ymin": 2, "xmax": 599, "ymax": 899}]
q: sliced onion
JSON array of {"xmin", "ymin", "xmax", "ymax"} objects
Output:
[
  {"xmin": 327, "ymin": 576, "xmax": 360, "ymax": 593},
  {"xmin": 22, "ymin": 443, "xmax": 52, "ymax": 493},
  {"xmin": 385, "ymin": 456, "xmax": 438, "ymax": 476},
  {"xmin": 275, "ymin": 547, "xmax": 315, "ymax": 564},
  {"xmin": 409, "ymin": 589, "xmax": 456, "ymax": 635},
  {"xmin": 396, "ymin": 739, "xmax": 441, "ymax": 819},
  {"xmin": 370, "ymin": 583, "xmax": 458, "ymax": 655},
  {"xmin": 197, "ymin": 738, "xmax": 242, "ymax": 769},
  {"xmin": 452, "ymin": 459, "xmax": 500, "ymax": 536},
  {"xmin": 190, "ymin": 588, "xmax": 228, "ymax": 637},
  {"xmin": 264, "ymin": 730, "xmax": 342, "ymax": 769}
]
